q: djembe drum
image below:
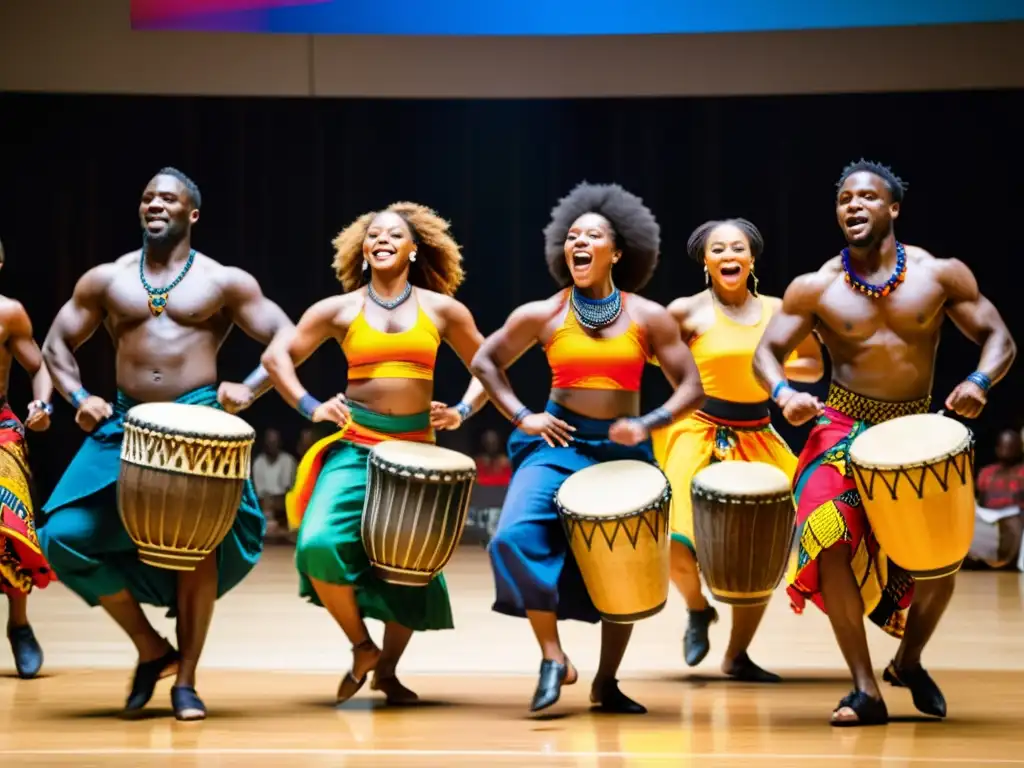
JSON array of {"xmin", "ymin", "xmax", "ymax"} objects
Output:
[
  {"xmin": 118, "ymin": 402, "xmax": 255, "ymax": 571},
  {"xmin": 361, "ymin": 441, "xmax": 477, "ymax": 586},
  {"xmin": 555, "ymin": 460, "xmax": 671, "ymax": 623},
  {"xmin": 691, "ymin": 460, "xmax": 795, "ymax": 606},
  {"xmin": 849, "ymin": 412, "xmax": 975, "ymax": 579}
]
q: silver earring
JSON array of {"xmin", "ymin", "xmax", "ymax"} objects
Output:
[
  {"xmin": 704, "ymin": 265, "xmax": 710, "ymax": 287},
  {"xmin": 362, "ymin": 259, "xmax": 368, "ymax": 271},
  {"xmin": 409, "ymin": 251, "xmax": 417, "ymax": 263}
]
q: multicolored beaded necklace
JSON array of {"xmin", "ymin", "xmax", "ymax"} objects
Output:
[
  {"xmin": 139, "ymin": 244, "xmax": 196, "ymax": 316},
  {"xmin": 841, "ymin": 241, "xmax": 907, "ymax": 299}
]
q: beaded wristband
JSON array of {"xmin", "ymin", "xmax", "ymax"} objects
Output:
[
  {"xmin": 771, "ymin": 380, "xmax": 793, "ymax": 402},
  {"xmin": 454, "ymin": 401, "xmax": 472, "ymax": 422},
  {"xmin": 297, "ymin": 393, "xmax": 322, "ymax": 421},
  {"xmin": 30, "ymin": 400, "xmax": 53, "ymax": 416},
  {"xmin": 636, "ymin": 407, "xmax": 673, "ymax": 431},
  {"xmin": 512, "ymin": 406, "xmax": 532, "ymax": 426},
  {"xmin": 70, "ymin": 388, "xmax": 90, "ymax": 409},
  {"xmin": 966, "ymin": 371, "xmax": 992, "ymax": 393}
]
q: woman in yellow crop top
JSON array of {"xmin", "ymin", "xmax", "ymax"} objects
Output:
[
  {"xmin": 651, "ymin": 218, "xmax": 823, "ymax": 682},
  {"xmin": 471, "ymin": 183, "xmax": 706, "ymax": 716},
  {"xmin": 261, "ymin": 202, "xmax": 490, "ymax": 708}
]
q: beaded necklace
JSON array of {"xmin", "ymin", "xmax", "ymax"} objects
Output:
[
  {"xmin": 570, "ymin": 285, "xmax": 622, "ymax": 330},
  {"xmin": 139, "ymin": 245, "xmax": 196, "ymax": 316},
  {"xmin": 842, "ymin": 241, "xmax": 907, "ymax": 299},
  {"xmin": 368, "ymin": 281, "xmax": 412, "ymax": 310}
]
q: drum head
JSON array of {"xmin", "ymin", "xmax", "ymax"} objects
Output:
[
  {"xmin": 692, "ymin": 460, "xmax": 791, "ymax": 496},
  {"xmin": 556, "ymin": 460, "xmax": 667, "ymax": 517},
  {"xmin": 125, "ymin": 402, "xmax": 254, "ymax": 438},
  {"xmin": 371, "ymin": 440, "xmax": 476, "ymax": 472},
  {"xmin": 849, "ymin": 413, "xmax": 971, "ymax": 469}
]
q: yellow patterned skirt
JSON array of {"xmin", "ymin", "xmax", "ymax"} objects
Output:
[
  {"xmin": 0, "ymin": 414, "xmax": 53, "ymax": 595},
  {"xmin": 652, "ymin": 399, "xmax": 797, "ymax": 553}
]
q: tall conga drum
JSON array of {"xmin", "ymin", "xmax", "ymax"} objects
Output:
[
  {"xmin": 118, "ymin": 402, "xmax": 255, "ymax": 571},
  {"xmin": 848, "ymin": 412, "xmax": 975, "ymax": 579},
  {"xmin": 555, "ymin": 460, "xmax": 671, "ymax": 623},
  {"xmin": 691, "ymin": 460, "xmax": 795, "ymax": 606},
  {"xmin": 361, "ymin": 441, "xmax": 477, "ymax": 586}
]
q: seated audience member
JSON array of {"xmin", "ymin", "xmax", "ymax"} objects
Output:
[
  {"xmin": 968, "ymin": 429, "xmax": 1024, "ymax": 570},
  {"xmin": 252, "ymin": 428, "xmax": 297, "ymax": 541},
  {"xmin": 475, "ymin": 428, "xmax": 511, "ymax": 487}
]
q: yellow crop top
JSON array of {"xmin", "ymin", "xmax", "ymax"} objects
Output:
[
  {"xmin": 689, "ymin": 297, "xmax": 795, "ymax": 403},
  {"xmin": 341, "ymin": 303, "xmax": 441, "ymax": 381},
  {"xmin": 543, "ymin": 291, "xmax": 651, "ymax": 391}
]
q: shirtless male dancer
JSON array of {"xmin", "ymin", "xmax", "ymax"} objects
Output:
[
  {"xmin": 0, "ymin": 237, "xmax": 55, "ymax": 679},
  {"xmin": 753, "ymin": 159, "xmax": 1015, "ymax": 726},
  {"xmin": 37, "ymin": 168, "xmax": 294, "ymax": 720}
]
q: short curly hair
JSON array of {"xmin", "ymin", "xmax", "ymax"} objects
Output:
[
  {"xmin": 686, "ymin": 218, "xmax": 765, "ymax": 263},
  {"xmin": 543, "ymin": 182, "xmax": 660, "ymax": 293},
  {"xmin": 836, "ymin": 159, "xmax": 908, "ymax": 203},
  {"xmin": 332, "ymin": 202, "xmax": 465, "ymax": 296}
]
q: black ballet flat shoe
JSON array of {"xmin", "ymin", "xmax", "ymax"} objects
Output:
[
  {"xmin": 831, "ymin": 690, "xmax": 889, "ymax": 727},
  {"xmin": 723, "ymin": 652, "xmax": 782, "ymax": 683},
  {"xmin": 125, "ymin": 647, "xmax": 180, "ymax": 712},
  {"xmin": 590, "ymin": 679, "xmax": 647, "ymax": 715},
  {"xmin": 171, "ymin": 685, "xmax": 207, "ymax": 721},
  {"xmin": 883, "ymin": 659, "xmax": 947, "ymax": 718},
  {"xmin": 530, "ymin": 658, "xmax": 570, "ymax": 713},
  {"xmin": 7, "ymin": 624, "xmax": 43, "ymax": 680},
  {"xmin": 683, "ymin": 605, "xmax": 718, "ymax": 667}
]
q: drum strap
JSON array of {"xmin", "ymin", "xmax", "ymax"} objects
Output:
[{"xmin": 825, "ymin": 383, "xmax": 930, "ymax": 424}]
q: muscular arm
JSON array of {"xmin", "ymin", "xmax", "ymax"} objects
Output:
[
  {"xmin": 260, "ymin": 298, "xmax": 340, "ymax": 409},
  {"xmin": 641, "ymin": 304, "xmax": 705, "ymax": 423},
  {"xmin": 439, "ymin": 298, "xmax": 493, "ymax": 418},
  {"xmin": 41, "ymin": 266, "xmax": 113, "ymax": 404},
  {"xmin": 940, "ymin": 258, "xmax": 1016, "ymax": 386},
  {"xmin": 5, "ymin": 303, "xmax": 53, "ymax": 404},
  {"xmin": 221, "ymin": 267, "xmax": 295, "ymax": 399},
  {"xmin": 784, "ymin": 330, "xmax": 825, "ymax": 384},
  {"xmin": 469, "ymin": 302, "xmax": 549, "ymax": 422},
  {"xmin": 752, "ymin": 274, "xmax": 823, "ymax": 399}
]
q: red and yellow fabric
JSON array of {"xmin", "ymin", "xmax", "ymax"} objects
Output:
[{"xmin": 0, "ymin": 400, "xmax": 54, "ymax": 595}]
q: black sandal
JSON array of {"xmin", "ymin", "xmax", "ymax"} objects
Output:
[
  {"xmin": 336, "ymin": 639, "xmax": 379, "ymax": 705},
  {"xmin": 723, "ymin": 653, "xmax": 782, "ymax": 683},
  {"xmin": 831, "ymin": 690, "xmax": 889, "ymax": 727},
  {"xmin": 125, "ymin": 646, "xmax": 180, "ymax": 712},
  {"xmin": 590, "ymin": 678, "xmax": 647, "ymax": 714},
  {"xmin": 171, "ymin": 685, "xmax": 207, "ymax": 721},
  {"xmin": 883, "ymin": 659, "xmax": 946, "ymax": 718}
]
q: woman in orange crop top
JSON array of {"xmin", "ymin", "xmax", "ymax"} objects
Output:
[
  {"xmin": 650, "ymin": 218, "xmax": 823, "ymax": 683},
  {"xmin": 471, "ymin": 183, "xmax": 706, "ymax": 716},
  {"xmin": 261, "ymin": 202, "xmax": 490, "ymax": 708}
]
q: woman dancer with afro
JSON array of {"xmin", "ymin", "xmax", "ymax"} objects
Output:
[
  {"xmin": 262, "ymin": 202, "xmax": 489, "ymax": 706},
  {"xmin": 651, "ymin": 218, "xmax": 823, "ymax": 681},
  {"xmin": 471, "ymin": 182, "xmax": 706, "ymax": 715}
]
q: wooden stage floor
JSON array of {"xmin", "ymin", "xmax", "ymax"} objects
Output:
[{"xmin": 1, "ymin": 545, "xmax": 1023, "ymax": 766}]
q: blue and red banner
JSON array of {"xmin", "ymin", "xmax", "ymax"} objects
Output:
[{"xmin": 130, "ymin": 0, "xmax": 1024, "ymax": 36}]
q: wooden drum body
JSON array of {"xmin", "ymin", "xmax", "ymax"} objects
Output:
[
  {"xmin": 361, "ymin": 441, "xmax": 477, "ymax": 587},
  {"xmin": 849, "ymin": 412, "xmax": 975, "ymax": 579},
  {"xmin": 555, "ymin": 460, "xmax": 671, "ymax": 624},
  {"xmin": 691, "ymin": 460, "xmax": 795, "ymax": 606},
  {"xmin": 118, "ymin": 403, "xmax": 255, "ymax": 571}
]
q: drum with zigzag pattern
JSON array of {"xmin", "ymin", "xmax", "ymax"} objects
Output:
[{"xmin": 555, "ymin": 460, "xmax": 671, "ymax": 623}]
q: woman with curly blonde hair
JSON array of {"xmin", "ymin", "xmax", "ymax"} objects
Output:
[{"xmin": 262, "ymin": 202, "xmax": 488, "ymax": 706}]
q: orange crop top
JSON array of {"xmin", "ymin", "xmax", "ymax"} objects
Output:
[
  {"xmin": 341, "ymin": 303, "xmax": 441, "ymax": 381},
  {"xmin": 689, "ymin": 298, "xmax": 795, "ymax": 403},
  {"xmin": 544, "ymin": 292, "xmax": 651, "ymax": 391}
]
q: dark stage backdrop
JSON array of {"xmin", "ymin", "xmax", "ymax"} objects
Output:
[{"xmin": 1, "ymin": 88, "xmax": 1021, "ymax": 499}]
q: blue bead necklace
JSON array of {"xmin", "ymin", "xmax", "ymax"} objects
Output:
[
  {"xmin": 139, "ymin": 243, "xmax": 196, "ymax": 316},
  {"xmin": 571, "ymin": 285, "xmax": 622, "ymax": 330},
  {"xmin": 842, "ymin": 241, "xmax": 907, "ymax": 299}
]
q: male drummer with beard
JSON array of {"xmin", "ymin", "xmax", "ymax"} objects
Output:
[
  {"xmin": 37, "ymin": 167, "xmax": 293, "ymax": 721},
  {"xmin": 753, "ymin": 159, "xmax": 1016, "ymax": 727}
]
